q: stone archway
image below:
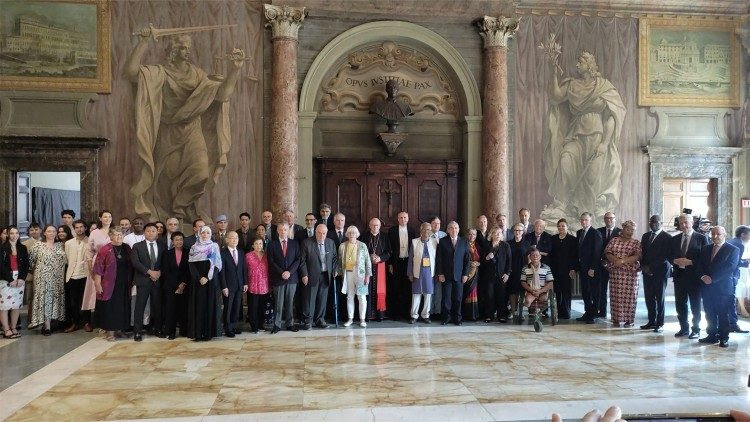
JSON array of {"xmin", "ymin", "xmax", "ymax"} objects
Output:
[{"xmin": 298, "ymin": 21, "xmax": 482, "ymax": 225}]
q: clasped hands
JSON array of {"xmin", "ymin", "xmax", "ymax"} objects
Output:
[{"xmin": 147, "ymin": 269, "xmax": 160, "ymax": 282}]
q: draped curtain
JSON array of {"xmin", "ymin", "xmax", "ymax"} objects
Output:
[{"xmin": 32, "ymin": 188, "xmax": 81, "ymax": 227}]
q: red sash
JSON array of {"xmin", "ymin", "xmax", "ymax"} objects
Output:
[{"xmin": 376, "ymin": 261, "xmax": 386, "ymax": 311}]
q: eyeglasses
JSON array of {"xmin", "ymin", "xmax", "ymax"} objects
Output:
[{"xmin": 513, "ymin": 229, "xmax": 523, "ymax": 232}]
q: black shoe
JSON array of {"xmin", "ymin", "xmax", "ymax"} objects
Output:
[
  {"xmin": 167, "ymin": 334, "xmax": 176, "ymax": 340},
  {"xmin": 423, "ymin": 318, "xmax": 431, "ymax": 324},
  {"xmin": 225, "ymin": 332, "xmax": 235, "ymax": 338},
  {"xmin": 585, "ymin": 318, "xmax": 596, "ymax": 324},
  {"xmin": 287, "ymin": 326, "xmax": 299, "ymax": 332},
  {"xmin": 154, "ymin": 331, "xmax": 165, "ymax": 338},
  {"xmin": 234, "ymin": 328, "xmax": 242, "ymax": 335},
  {"xmin": 575, "ymin": 316, "xmax": 587, "ymax": 322},
  {"xmin": 270, "ymin": 326, "xmax": 280, "ymax": 334},
  {"xmin": 719, "ymin": 339, "xmax": 729, "ymax": 348},
  {"xmin": 251, "ymin": 329, "xmax": 259, "ymax": 334},
  {"xmin": 698, "ymin": 336, "xmax": 718, "ymax": 344},
  {"xmin": 688, "ymin": 331, "xmax": 700, "ymax": 339},
  {"xmin": 498, "ymin": 317, "xmax": 507, "ymax": 323},
  {"xmin": 653, "ymin": 326, "xmax": 663, "ymax": 333},
  {"xmin": 441, "ymin": 320, "xmax": 449, "ymax": 325},
  {"xmin": 409, "ymin": 318, "xmax": 416, "ymax": 324},
  {"xmin": 302, "ymin": 325, "xmax": 311, "ymax": 331},
  {"xmin": 314, "ymin": 323, "xmax": 329, "ymax": 329},
  {"xmin": 598, "ymin": 312, "xmax": 606, "ymax": 318},
  {"xmin": 640, "ymin": 323, "xmax": 655, "ymax": 330},
  {"xmin": 134, "ymin": 333, "xmax": 143, "ymax": 342},
  {"xmin": 674, "ymin": 329, "xmax": 689, "ymax": 337},
  {"xmin": 41, "ymin": 328, "xmax": 51, "ymax": 336},
  {"xmin": 731, "ymin": 325, "xmax": 749, "ymax": 333},
  {"xmin": 454, "ymin": 321, "xmax": 462, "ymax": 326}
]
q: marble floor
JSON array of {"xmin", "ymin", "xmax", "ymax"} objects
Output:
[{"xmin": 1, "ymin": 299, "xmax": 749, "ymax": 421}]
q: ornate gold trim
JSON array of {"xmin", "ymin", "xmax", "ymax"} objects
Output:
[
  {"xmin": 0, "ymin": 0, "xmax": 111, "ymax": 93},
  {"xmin": 638, "ymin": 17, "xmax": 741, "ymax": 108}
]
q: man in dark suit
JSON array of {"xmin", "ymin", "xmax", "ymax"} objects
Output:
[
  {"xmin": 326, "ymin": 212, "xmax": 348, "ymax": 320},
  {"xmin": 283, "ymin": 210, "xmax": 304, "ymax": 240},
  {"xmin": 670, "ymin": 213, "xmax": 710, "ymax": 339},
  {"xmin": 697, "ymin": 226, "xmax": 740, "ymax": 347},
  {"xmin": 131, "ymin": 223, "xmax": 165, "ymax": 341},
  {"xmin": 266, "ymin": 223, "xmax": 301, "ymax": 333},
  {"xmin": 316, "ymin": 203, "xmax": 335, "ymax": 232},
  {"xmin": 517, "ymin": 208, "xmax": 534, "ymax": 234},
  {"xmin": 596, "ymin": 212, "xmax": 621, "ymax": 318},
  {"xmin": 183, "ymin": 218, "xmax": 205, "ymax": 252},
  {"xmin": 220, "ymin": 232, "xmax": 247, "ymax": 337},
  {"xmin": 300, "ymin": 225, "xmax": 338, "ymax": 329},
  {"xmin": 162, "ymin": 231, "xmax": 189, "ymax": 340},
  {"xmin": 639, "ymin": 215, "xmax": 672, "ymax": 332},
  {"xmin": 525, "ymin": 219, "xmax": 552, "ymax": 266},
  {"xmin": 436, "ymin": 221, "xmax": 470, "ymax": 325},
  {"xmin": 388, "ymin": 211, "xmax": 417, "ymax": 320},
  {"xmin": 494, "ymin": 213, "xmax": 513, "ymax": 243},
  {"xmin": 727, "ymin": 226, "xmax": 749, "ymax": 333},
  {"xmin": 236, "ymin": 212, "xmax": 254, "ymax": 253},
  {"xmin": 261, "ymin": 210, "xmax": 277, "ymax": 242},
  {"xmin": 475, "ymin": 215, "xmax": 491, "ymax": 251},
  {"xmin": 576, "ymin": 212, "xmax": 603, "ymax": 323},
  {"xmin": 296, "ymin": 213, "xmax": 318, "ymax": 241}
]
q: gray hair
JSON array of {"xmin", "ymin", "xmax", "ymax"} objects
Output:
[{"xmin": 345, "ymin": 225, "xmax": 360, "ymax": 238}]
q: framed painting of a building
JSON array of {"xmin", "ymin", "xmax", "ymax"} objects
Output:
[
  {"xmin": 638, "ymin": 17, "xmax": 740, "ymax": 107},
  {"xmin": 0, "ymin": 0, "xmax": 111, "ymax": 93}
]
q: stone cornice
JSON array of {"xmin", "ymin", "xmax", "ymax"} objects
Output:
[
  {"xmin": 264, "ymin": 4, "xmax": 307, "ymax": 40},
  {"xmin": 475, "ymin": 16, "xmax": 520, "ymax": 49}
]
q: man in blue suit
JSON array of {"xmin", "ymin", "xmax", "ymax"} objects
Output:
[
  {"xmin": 670, "ymin": 213, "xmax": 710, "ymax": 339},
  {"xmin": 576, "ymin": 212, "xmax": 603, "ymax": 323},
  {"xmin": 727, "ymin": 226, "xmax": 749, "ymax": 333},
  {"xmin": 267, "ymin": 223, "xmax": 302, "ymax": 334},
  {"xmin": 697, "ymin": 226, "xmax": 740, "ymax": 347},
  {"xmin": 639, "ymin": 215, "xmax": 672, "ymax": 332},
  {"xmin": 220, "ymin": 232, "xmax": 247, "ymax": 337},
  {"xmin": 436, "ymin": 221, "xmax": 470, "ymax": 326}
]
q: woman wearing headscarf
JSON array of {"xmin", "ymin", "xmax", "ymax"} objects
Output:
[
  {"xmin": 604, "ymin": 220, "xmax": 642, "ymax": 327},
  {"xmin": 188, "ymin": 226, "xmax": 222, "ymax": 341}
]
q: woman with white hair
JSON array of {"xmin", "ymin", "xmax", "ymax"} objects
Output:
[
  {"xmin": 338, "ymin": 225, "xmax": 372, "ymax": 327},
  {"xmin": 188, "ymin": 226, "xmax": 222, "ymax": 341}
]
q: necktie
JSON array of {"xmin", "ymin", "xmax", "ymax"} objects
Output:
[
  {"xmin": 232, "ymin": 249, "xmax": 237, "ymax": 265},
  {"xmin": 338, "ymin": 231, "xmax": 343, "ymax": 243},
  {"xmin": 308, "ymin": 228, "xmax": 313, "ymax": 237},
  {"xmin": 282, "ymin": 240, "xmax": 287, "ymax": 257},
  {"xmin": 148, "ymin": 242, "xmax": 156, "ymax": 269},
  {"xmin": 319, "ymin": 243, "xmax": 326, "ymax": 271},
  {"xmin": 579, "ymin": 229, "xmax": 585, "ymax": 246},
  {"xmin": 648, "ymin": 232, "xmax": 656, "ymax": 244},
  {"xmin": 681, "ymin": 233, "xmax": 689, "ymax": 256},
  {"xmin": 452, "ymin": 238, "xmax": 456, "ymax": 248},
  {"xmin": 607, "ymin": 229, "xmax": 611, "ymax": 242},
  {"xmin": 711, "ymin": 245, "xmax": 720, "ymax": 262}
]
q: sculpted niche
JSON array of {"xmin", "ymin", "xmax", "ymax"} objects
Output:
[
  {"xmin": 124, "ymin": 27, "xmax": 245, "ymax": 223},
  {"xmin": 539, "ymin": 35, "xmax": 626, "ymax": 228}
]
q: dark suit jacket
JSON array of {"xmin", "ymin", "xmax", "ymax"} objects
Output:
[
  {"xmin": 236, "ymin": 228, "xmax": 255, "ymax": 253},
  {"xmin": 360, "ymin": 231, "xmax": 392, "ymax": 263},
  {"xmin": 183, "ymin": 234, "xmax": 199, "ymax": 252},
  {"xmin": 670, "ymin": 231, "xmax": 710, "ymax": 280},
  {"xmin": 266, "ymin": 238, "xmax": 301, "ymax": 286},
  {"xmin": 162, "ymin": 248, "xmax": 189, "ymax": 290},
  {"xmin": 524, "ymin": 231, "xmax": 552, "ymax": 264},
  {"xmin": 267, "ymin": 223, "xmax": 278, "ymax": 241},
  {"xmin": 219, "ymin": 247, "xmax": 247, "ymax": 292},
  {"xmin": 388, "ymin": 225, "xmax": 417, "ymax": 264},
  {"xmin": 299, "ymin": 237, "xmax": 338, "ymax": 285},
  {"xmin": 327, "ymin": 226, "xmax": 348, "ymax": 251},
  {"xmin": 316, "ymin": 216, "xmax": 335, "ymax": 232},
  {"xmin": 0, "ymin": 242, "xmax": 29, "ymax": 281},
  {"xmin": 728, "ymin": 237, "xmax": 747, "ymax": 281},
  {"xmin": 476, "ymin": 229, "xmax": 491, "ymax": 251},
  {"xmin": 130, "ymin": 239, "xmax": 165, "ymax": 285},
  {"xmin": 697, "ymin": 242, "xmax": 740, "ymax": 295},
  {"xmin": 479, "ymin": 241, "xmax": 512, "ymax": 283},
  {"xmin": 436, "ymin": 236, "xmax": 470, "ymax": 282},
  {"xmin": 576, "ymin": 227, "xmax": 603, "ymax": 273},
  {"xmin": 295, "ymin": 226, "xmax": 317, "ymax": 242},
  {"xmin": 598, "ymin": 226, "xmax": 621, "ymax": 248},
  {"xmin": 640, "ymin": 230, "xmax": 673, "ymax": 279}
]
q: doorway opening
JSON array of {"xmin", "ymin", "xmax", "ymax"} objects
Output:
[
  {"xmin": 15, "ymin": 171, "xmax": 81, "ymax": 236},
  {"xmin": 661, "ymin": 177, "xmax": 717, "ymax": 232}
]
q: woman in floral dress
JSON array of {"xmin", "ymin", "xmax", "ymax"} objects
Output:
[
  {"xmin": 604, "ymin": 220, "xmax": 642, "ymax": 327},
  {"xmin": 30, "ymin": 225, "xmax": 67, "ymax": 335}
]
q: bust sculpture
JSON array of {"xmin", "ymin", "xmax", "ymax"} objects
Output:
[{"xmin": 369, "ymin": 79, "xmax": 414, "ymax": 133}]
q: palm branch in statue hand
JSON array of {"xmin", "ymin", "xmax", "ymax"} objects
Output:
[{"xmin": 538, "ymin": 33, "xmax": 563, "ymax": 76}]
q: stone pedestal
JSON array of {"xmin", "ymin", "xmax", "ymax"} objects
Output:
[
  {"xmin": 264, "ymin": 4, "xmax": 306, "ymax": 217},
  {"xmin": 476, "ymin": 16, "xmax": 519, "ymax": 221},
  {"xmin": 377, "ymin": 132, "xmax": 407, "ymax": 157}
]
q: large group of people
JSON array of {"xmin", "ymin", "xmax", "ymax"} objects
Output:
[{"xmin": 0, "ymin": 205, "xmax": 748, "ymax": 348}]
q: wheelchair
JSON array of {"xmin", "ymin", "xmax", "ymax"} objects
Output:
[{"xmin": 514, "ymin": 288, "xmax": 558, "ymax": 332}]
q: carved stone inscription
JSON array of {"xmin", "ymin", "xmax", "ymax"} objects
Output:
[{"xmin": 321, "ymin": 41, "xmax": 459, "ymax": 116}]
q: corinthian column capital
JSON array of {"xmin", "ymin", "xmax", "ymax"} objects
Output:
[
  {"xmin": 264, "ymin": 4, "xmax": 307, "ymax": 40},
  {"xmin": 476, "ymin": 16, "xmax": 520, "ymax": 49}
]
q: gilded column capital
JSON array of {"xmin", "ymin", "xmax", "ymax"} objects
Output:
[
  {"xmin": 264, "ymin": 4, "xmax": 307, "ymax": 40},
  {"xmin": 476, "ymin": 16, "xmax": 520, "ymax": 49}
]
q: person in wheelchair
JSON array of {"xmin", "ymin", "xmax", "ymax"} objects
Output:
[{"xmin": 522, "ymin": 247, "xmax": 555, "ymax": 310}]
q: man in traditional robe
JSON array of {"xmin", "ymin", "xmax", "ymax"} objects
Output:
[
  {"xmin": 124, "ymin": 30, "xmax": 244, "ymax": 222},
  {"xmin": 360, "ymin": 218, "xmax": 391, "ymax": 321}
]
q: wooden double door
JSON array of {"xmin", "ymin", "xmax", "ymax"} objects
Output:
[{"xmin": 316, "ymin": 159, "xmax": 460, "ymax": 232}]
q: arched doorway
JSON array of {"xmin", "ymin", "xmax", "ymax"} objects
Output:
[{"xmin": 299, "ymin": 21, "xmax": 482, "ymax": 229}]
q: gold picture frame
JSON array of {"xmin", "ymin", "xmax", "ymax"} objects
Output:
[
  {"xmin": 638, "ymin": 17, "xmax": 740, "ymax": 107},
  {"xmin": 0, "ymin": 0, "xmax": 111, "ymax": 93}
]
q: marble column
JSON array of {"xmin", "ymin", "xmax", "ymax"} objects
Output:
[
  {"xmin": 476, "ymin": 16, "xmax": 519, "ymax": 221},
  {"xmin": 264, "ymin": 4, "xmax": 306, "ymax": 218}
]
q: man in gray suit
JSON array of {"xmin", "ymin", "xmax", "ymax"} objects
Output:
[
  {"xmin": 300, "ymin": 225, "xmax": 338, "ymax": 329},
  {"xmin": 131, "ymin": 223, "xmax": 165, "ymax": 341}
]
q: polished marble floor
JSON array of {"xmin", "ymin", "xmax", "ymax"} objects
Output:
[{"xmin": 2, "ymin": 298, "xmax": 749, "ymax": 421}]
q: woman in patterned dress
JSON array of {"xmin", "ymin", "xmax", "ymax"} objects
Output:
[
  {"xmin": 30, "ymin": 225, "xmax": 68, "ymax": 335},
  {"xmin": 604, "ymin": 220, "xmax": 642, "ymax": 327},
  {"xmin": 463, "ymin": 228, "xmax": 481, "ymax": 321}
]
